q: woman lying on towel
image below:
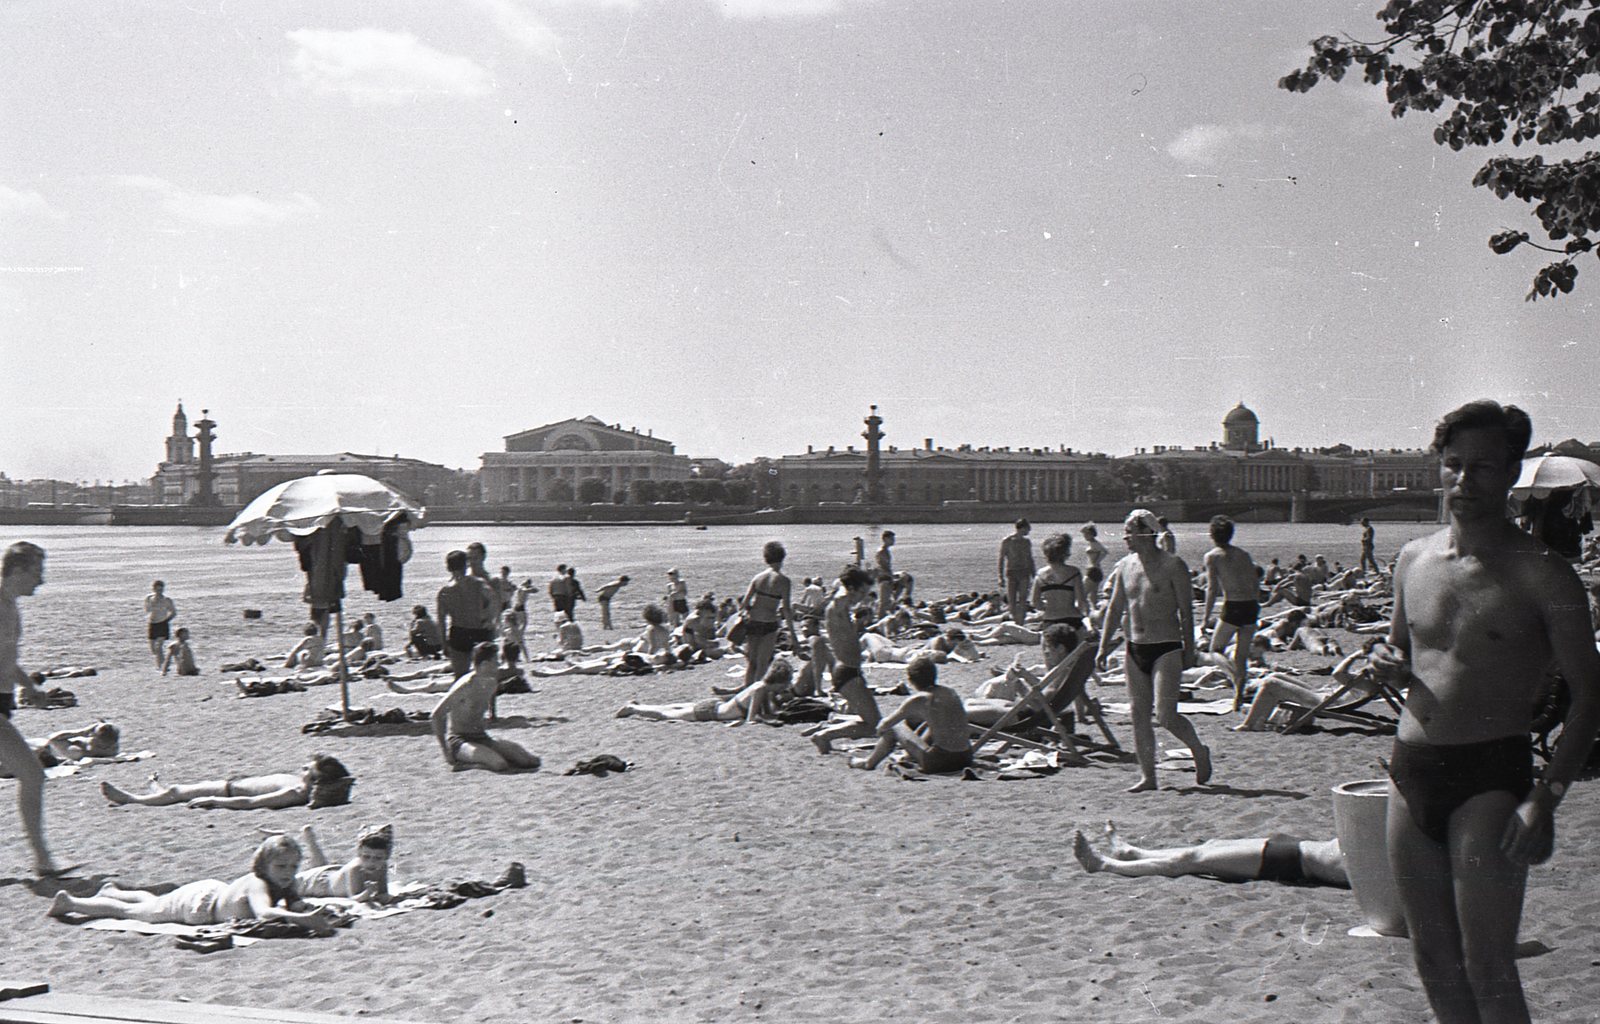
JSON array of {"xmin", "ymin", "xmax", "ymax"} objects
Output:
[
  {"xmin": 0, "ymin": 722, "xmax": 119, "ymax": 776},
  {"xmin": 1073, "ymin": 820, "xmax": 1347, "ymax": 887},
  {"xmin": 616, "ymin": 659, "xmax": 794, "ymax": 725},
  {"xmin": 47, "ymin": 834, "xmax": 339, "ymax": 934},
  {"xmin": 293, "ymin": 823, "xmax": 392, "ymax": 902},
  {"xmin": 98, "ymin": 754, "xmax": 353, "ymax": 810}
]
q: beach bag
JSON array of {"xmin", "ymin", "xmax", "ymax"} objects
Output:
[{"xmin": 724, "ymin": 613, "xmax": 748, "ymax": 647}]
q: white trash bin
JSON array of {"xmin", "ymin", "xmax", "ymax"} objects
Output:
[{"xmin": 1331, "ymin": 778, "xmax": 1408, "ymax": 938}]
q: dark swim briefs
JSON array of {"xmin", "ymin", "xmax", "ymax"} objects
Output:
[
  {"xmin": 447, "ymin": 626, "xmax": 495, "ymax": 653},
  {"xmin": 0, "ymin": 691, "xmax": 13, "ymax": 719},
  {"xmin": 919, "ymin": 746, "xmax": 974, "ymax": 775},
  {"xmin": 672, "ymin": 598, "xmax": 690, "ymax": 615},
  {"xmin": 744, "ymin": 618, "xmax": 780, "ymax": 638},
  {"xmin": 1086, "ymin": 566, "xmax": 1104, "ymax": 587},
  {"xmin": 1220, "ymin": 600, "xmax": 1260, "ymax": 628},
  {"xmin": 832, "ymin": 663, "xmax": 865, "ymax": 691},
  {"xmin": 1258, "ymin": 834, "xmax": 1305, "ymax": 883},
  {"xmin": 1125, "ymin": 640, "xmax": 1184, "ymax": 675},
  {"xmin": 1387, "ymin": 734, "xmax": 1534, "ymax": 844},
  {"xmin": 148, "ymin": 620, "xmax": 171, "ymax": 640}
]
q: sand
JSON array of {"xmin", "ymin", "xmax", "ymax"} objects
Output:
[{"xmin": 5, "ymin": 640, "xmax": 1599, "ymax": 1023}]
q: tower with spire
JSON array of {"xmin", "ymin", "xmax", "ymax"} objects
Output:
[{"xmin": 164, "ymin": 401, "xmax": 195, "ymax": 465}]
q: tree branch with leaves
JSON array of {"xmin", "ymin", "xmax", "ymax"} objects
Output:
[{"xmin": 1282, "ymin": 0, "xmax": 1600, "ymax": 299}]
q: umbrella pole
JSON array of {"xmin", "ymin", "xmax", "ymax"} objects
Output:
[{"xmin": 333, "ymin": 606, "xmax": 351, "ymax": 719}]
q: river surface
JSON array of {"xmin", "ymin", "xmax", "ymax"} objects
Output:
[{"xmin": 8, "ymin": 521, "xmax": 1439, "ymax": 671}]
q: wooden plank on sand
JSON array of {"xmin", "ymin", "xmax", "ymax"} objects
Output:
[
  {"xmin": 0, "ymin": 992, "xmax": 432, "ymax": 1024},
  {"xmin": 0, "ymin": 983, "xmax": 49, "ymax": 1003}
]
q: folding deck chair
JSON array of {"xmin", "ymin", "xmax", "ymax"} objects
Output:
[
  {"xmin": 1276, "ymin": 673, "xmax": 1404, "ymax": 734},
  {"xmin": 971, "ymin": 645, "xmax": 1120, "ymax": 763}
]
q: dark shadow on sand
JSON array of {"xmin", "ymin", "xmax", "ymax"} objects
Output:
[{"xmin": 1173, "ymin": 783, "xmax": 1310, "ymax": 799}]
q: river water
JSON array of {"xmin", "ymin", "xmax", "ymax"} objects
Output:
[{"xmin": 9, "ymin": 520, "xmax": 1438, "ymax": 671}]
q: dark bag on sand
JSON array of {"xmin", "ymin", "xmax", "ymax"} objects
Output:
[
  {"xmin": 723, "ymin": 613, "xmax": 748, "ymax": 647},
  {"xmin": 564, "ymin": 755, "xmax": 631, "ymax": 777}
]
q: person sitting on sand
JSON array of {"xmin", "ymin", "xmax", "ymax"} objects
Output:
[
  {"xmin": 1234, "ymin": 641, "xmax": 1382, "ymax": 732},
  {"xmin": 406, "ymin": 606, "xmax": 444, "ymax": 659},
  {"xmin": 160, "ymin": 626, "xmax": 199, "ymax": 677},
  {"xmin": 48, "ymin": 833, "xmax": 338, "ymax": 934},
  {"xmin": 617, "ymin": 659, "xmax": 795, "ymax": 725},
  {"xmin": 99, "ymin": 754, "xmax": 353, "ymax": 810},
  {"xmin": 965, "ymin": 623, "xmax": 1086, "ymax": 728},
  {"xmin": 555, "ymin": 611, "xmax": 583, "ymax": 651},
  {"xmin": 849, "ymin": 655, "xmax": 973, "ymax": 774},
  {"xmin": 294, "ymin": 823, "xmax": 392, "ymax": 902},
  {"xmin": 431, "ymin": 643, "xmax": 540, "ymax": 773},
  {"xmin": 360, "ymin": 613, "xmax": 384, "ymax": 653},
  {"xmin": 284, "ymin": 622, "xmax": 327, "ymax": 670},
  {"xmin": 1072, "ymin": 820, "xmax": 1347, "ymax": 887}
]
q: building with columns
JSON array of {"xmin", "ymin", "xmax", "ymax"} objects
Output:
[{"xmin": 478, "ymin": 416, "xmax": 693, "ymax": 503}]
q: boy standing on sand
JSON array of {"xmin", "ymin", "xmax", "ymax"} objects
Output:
[
  {"xmin": 1374, "ymin": 401, "xmax": 1600, "ymax": 1024},
  {"xmin": 437, "ymin": 550, "xmax": 497, "ymax": 677},
  {"xmin": 144, "ymin": 580, "xmax": 175, "ymax": 667},
  {"xmin": 1, "ymin": 542, "xmax": 68, "ymax": 877},
  {"xmin": 1095, "ymin": 509, "xmax": 1212, "ymax": 793},
  {"xmin": 997, "ymin": 520, "xmax": 1036, "ymax": 625},
  {"xmin": 810, "ymin": 566, "xmax": 879, "ymax": 755},
  {"xmin": 874, "ymin": 531, "xmax": 896, "ymax": 617},
  {"xmin": 1200, "ymin": 516, "xmax": 1261, "ymax": 711}
]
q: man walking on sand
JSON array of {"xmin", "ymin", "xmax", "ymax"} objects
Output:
[
  {"xmin": 1, "ymin": 542, "xmax": 69, "ymax": 877},
  {"xmin": 1200, "ymin": 516, "xmax": 1261, "ymax": 712},
  {"xmin": 1095, "ymin": 509, "xmax": 1212, "ymax": 793},
  {"xmin": 997, "ymin": 519, "xmax": 1036, "ymax": 626},
  {"xmin": 1359, "ymin": 517, "xmax": 1379, "ymax": 576},
  {"xmin": 1374, "ymin": 400, "xmax": 1600, "ymax": 1024},
  {"xmin": 143, "ymin": 579, "xmax": 175, "ymax": 667}
]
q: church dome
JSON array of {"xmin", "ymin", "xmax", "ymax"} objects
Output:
[{"xmin": 1223, "ymin": 403, "xmax": 1258, "ymax": 426}]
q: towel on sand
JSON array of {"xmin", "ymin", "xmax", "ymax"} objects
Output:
[{"xmin": 44, "ymin": 750, "xmax": 155, "ymax": 780}]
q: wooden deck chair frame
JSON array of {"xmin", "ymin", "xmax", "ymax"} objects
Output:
[
  {"xmin": 1277, "ymin": 675, "xmax": 1404, "ymax": 734},
  {"xmin": 970, "ymin": 646, "xmax": 1118, "ymax": 762}
]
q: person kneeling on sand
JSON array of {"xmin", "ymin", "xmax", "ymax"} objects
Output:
[
  {"xmin": 432, "ymin": 643, "xmax": 540, "ymax": 773},
  {"xmin": 617, "ymin": 659, "xmax": 795, "ymax": 726},
  {"xmin": 849, "ymin": 655, "xmax": 973, "ymax": 774},
  {"xmin": 809, "ymin": 566, "xmax": 880, "ymax": 755},
  {"xmin": 48, "ymin": 833, "xmax": 338, "ymax": 934},
  {"xmin": 294, "ymin": 823, "xmax": 392, "ymax": 902},
  {"xmin": 99, "ymin": 754, "xmax": 353, "ymax": 810},
  {"xmin": 1072, "ymin": 820, "xmax": 1347, "ymax": 887}
]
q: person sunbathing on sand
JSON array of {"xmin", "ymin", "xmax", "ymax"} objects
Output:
[
  {"xmin": 0, "ymin": 722, "xmax": 120, "ymax": 777},
  {"xmin": 99, "ymin": 754, "xmax": 353, "ymax": 810},
  {"xmin": 293, "ymin": 823, "xmax": 391, "ymax": 902},
  {"xmin": 1234, "ymin": 641, "xmax": 1382, "ymax": 732},
  {"xmin": 432, "ymin": 643, "xmax": 540, "ymax": 773},
  {"xmin": 861, "ymin": 626, "xmax": 979, "ymax": 664},
  {"xmin": 1288, "ymin": 624, "xmax": 1343, "ymax": 657},
  {"xmin": 48, "ymin": 834, "xmax": 338, "ymax": 934},
  {"xmin": 617, "ymin": 659, "xmax": 795, "ymax": 725},
  {"xmin": 849, "ymin": 655, "xmax": 973, "ymax": 774},
  {"xmin": 283, "ymin": 622, "xmax": 327, "ymax": 669},
  {"xmin": 965, "ymin": 624, "xmax": 1087, "ymax": 728},
  {"xmin": 1073, "ymin": 820, "xmax": 1347, "ymax": 887}
]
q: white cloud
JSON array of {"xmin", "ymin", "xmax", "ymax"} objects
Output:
[
  {"xmin": 0, "ymin": 183, "xmax": 66, "ymax": 221},
  {"xmin": 116, "ymin": 176, "xmax": 320, "ymax": 229},
  {"xmin": 1166, "ymin": 123, "xmax": 1275, "ymax": 166},
  {"xmin": 287, "ymin": 28, "xmax": 493, "ymax": 103},
  {"xmin": 468, "ymin": 0, "xmax": 562, "ymax": 57}
]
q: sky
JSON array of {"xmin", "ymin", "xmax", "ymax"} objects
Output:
[{"xmin": 4, "ymin": 0, "xmax": 1598, "ymax": 483}]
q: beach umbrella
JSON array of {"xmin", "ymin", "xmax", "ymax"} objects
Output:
[
  {"xmin": 224, "ymin": 472, "xmax": 426, "ymax": 718},
  {"xmin": 1510, "ymin": 455, "xmax": 1600, "ymax": 501}
]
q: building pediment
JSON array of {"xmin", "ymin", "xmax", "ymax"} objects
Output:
[{"xmin": 504, "ymin": 417, "xmax": 675, "ymax": 455}]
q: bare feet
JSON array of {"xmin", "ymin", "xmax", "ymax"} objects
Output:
[
  {"xmin": 811, "ymin": 735, "xmax": 833, "ymax": 755},
  {"xmin": 615, "ymin": 705, "xmax": 635, "ymax": 719},
  {"xmin": 1231, "ymin": 720, "xmax": 1260, "ymax": 733},
  {"xmin": 99, "ymin": 780, "xmax": 132, "ymax": 805},
  {"xmin": 1126, "ymin": 777, "xmax": 1159, "ymax": 793},
  {"xmin": 848, "ymin": 756, "xmax": 874, "ymax": 770},
  {"xmin": 47, "ymin": 891, "xmax": 75, "ymax": 917},
  {"xmin": 1103, "ymin": 820, "xmax": 1136, "ymax": 859},
  {"xmin": 1072, "ymin": 831, "xmax": 1105, "ymax": 873},
  {"xmin": 1192, "ymin": 741, "xmax": 1213, "ymax": 786}
]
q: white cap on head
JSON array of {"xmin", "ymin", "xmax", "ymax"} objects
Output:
[{"xmin": 1124, "ymin": 508, "xmax": 1160, "ymax": 535}]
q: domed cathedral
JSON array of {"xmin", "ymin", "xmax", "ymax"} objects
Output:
[{"xmin": 1222, "ymin": 402, "xmax": 1260, "ymax": 452}]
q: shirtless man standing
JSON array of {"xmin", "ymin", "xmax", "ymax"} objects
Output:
[
  {"xmin": 432, "ymin": 643, "xmax": 541, "ymax": 773},
  {"xmin": 1095, "ymin": 510, "xmax": 1212, "ymax": 792},
  {"xmin": 144, "ymin": 580, "xmax": 175, "ymax": 667},
  {"xmin": 1375, "ymin": 401, "xmax": 1599, "ymax": 1024},
  {"xmin": 436, "ymin": 550, "xmax": 497, "ymax": 677},
  {"xmin": 1359, "ymin": 517, "xmax": 1379, "ymax": 576},
  {"xmin": 1080, "ymin": 524, "xmax": 1109, "ymax": 599},
  {"xmin": 1200, "ymin": 516, "xmax": 1261, "ymax": 710},
  {"xmin": 849, "ymin": 655, "xmax": 973, "ymax": 773},
  {"xmin": 810, "ymin": 566, "xmax": 880, "ymax": 755},
  {"xmin": 997, "ymin": 519, "xmax": 1037, "ymax": 625},
  {"xmin": 874, "ymin": 531, "xmax": 896, "ymax": 617},
  {"xmin": 1, "ymin": 542, "xmax": 66, "ymax": 876}
]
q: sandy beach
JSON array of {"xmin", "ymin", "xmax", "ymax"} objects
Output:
[{"xmin": 4, "ymin": 624, "xmax": 1599, "ymax": 1024}]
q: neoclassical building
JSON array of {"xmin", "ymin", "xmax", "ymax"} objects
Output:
[{"xmin": 478, "ymin": 416, "xmax": 693, "ymax": 503}]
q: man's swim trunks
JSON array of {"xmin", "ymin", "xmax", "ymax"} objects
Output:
[
  {"xmin": 148, "ymin": 620, "xmax": 171, "ymax": 641},
  {"xmin": 1220, "ymin": 601, "xmax": 1260, "ymax": 628},
  {"xmin": 1086, "ymin": 566, "xmax": 1104, "ymax": 587},
  {"xmin": 447, "ymin": 626, "xmax": 495, "ymax": 653},
  {"xmin": 832, "ymin": 663, "xmax": 865, "ymax": 691},
  {"xmin": 1258, "ymin": 835, "xmax": 1305, "ymax": 883},
  {"xmin": 1387, "ymin": 734, "xmax": 1534, "ymax": 843},
  {"xmin": 692, "ymin": 698, "xmax": 721, "ymax": 722},
  {"xmin": 447, "ymin": 731, "xmax": 493, "ymax": 760},
  {"xmin": 920, "ymin": 746, "xmax": 974, "ymax": 775},
  {"xmin": 1125, "ymin": 640, "xmax": 1184, "ymax": 676},
  {"xmin": 1042, "ymin": 617, "xmax": 1085, "ymax": 632},
  {"xmin": 0, "ymin": 690, "xmax": 12, "ymax": 718},
  {"xmin": 744, "ymin": 618, "xmax": 780, "ymax": 638},
  {"xmin": 672, "ymin": 598, "xmax": 690, "ymax": 615}
]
